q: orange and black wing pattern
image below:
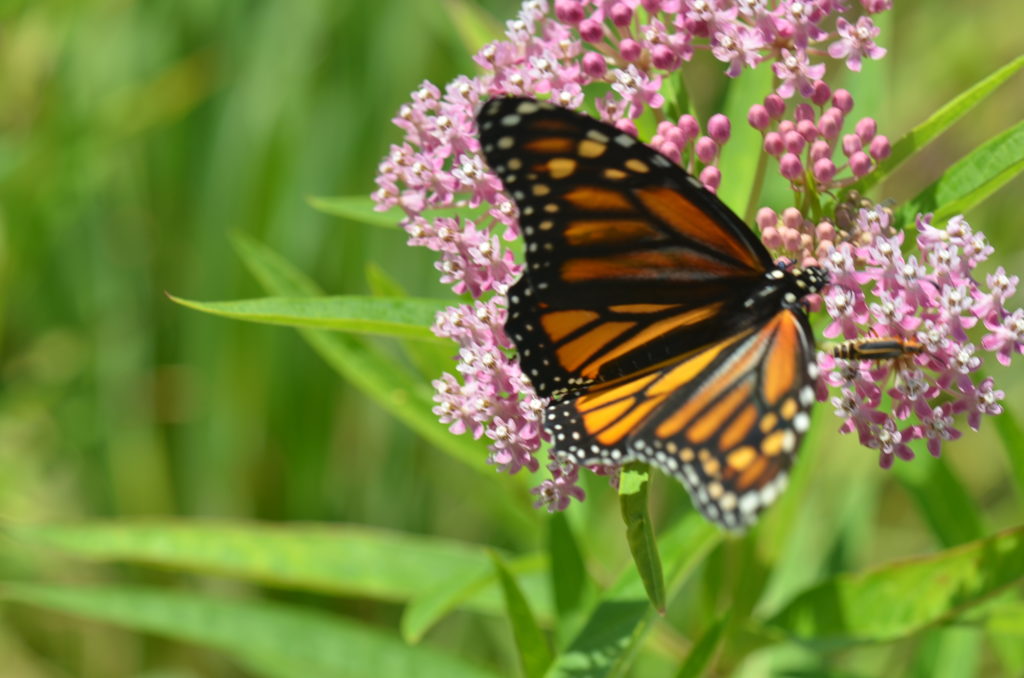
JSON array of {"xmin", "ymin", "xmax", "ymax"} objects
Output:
[
  {"xmin": 476, "ymin": 97, "xmax": 828, "ymax": 529},
  {"xmin": 477, "ymin": 97, "xmax": 775, "ymax": 398},
  {"xmin": 547, "ymin": 309, "xmax": 818, "ymax": 529}
]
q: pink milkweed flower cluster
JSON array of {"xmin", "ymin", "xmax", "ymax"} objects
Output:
[
  {"xmin": 373, "ymin": 0, "xmax": 896, "ymax": 511},
  {"xmin": 748, "ymin": 86, "xmax": 891, "ymax": 269},
  {"xmin": 817, "ymin": 210, "xmax": 1015, "ymax": 468}
]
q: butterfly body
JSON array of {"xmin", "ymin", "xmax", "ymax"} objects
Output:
[{"xmin": 477, "ymin": 97, "xmax": 827, "ymax": 529}]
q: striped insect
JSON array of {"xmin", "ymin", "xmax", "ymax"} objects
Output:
[
  {"xmin": 477, "ymin": 97, "xmax": 828, "ymax": 530},
  {"xmin": 832, "ymin": 336, "xmax": 924, "ymax": 362}
]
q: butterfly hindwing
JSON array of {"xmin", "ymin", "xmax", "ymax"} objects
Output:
[
  {"xmin": 479, "ymin": 97, "xmax": 777, "ymax": 396},
  {"xmin": 547, "ymin": 309, "xmax": 818, "ymax": 529}
]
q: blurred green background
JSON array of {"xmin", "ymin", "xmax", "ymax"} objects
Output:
[{"xmin": 0, "ymin": 1, "xmax": 1022, "ymax": 676}]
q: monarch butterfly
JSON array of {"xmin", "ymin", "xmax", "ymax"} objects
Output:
[
  {"xmin": 477, "ymin": 97, "xmax": 828, "ymax": 530},
  {"xmin": 831, "ymin": 336, "xmax": 924, "ymax": 362}
]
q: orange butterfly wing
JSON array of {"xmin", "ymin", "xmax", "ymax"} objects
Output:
[
  {"xmin": 547, "ymin": 309, "xmax": 818, "ymax": 529},
  {"xmin": 478, "ymin": 98, "xmax": 776, "ymax": 397}
]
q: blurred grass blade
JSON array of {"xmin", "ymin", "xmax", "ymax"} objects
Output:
[
  {"xmin": 443, "ymin": 0, "xmax": 504, "ymax": 54},
  {"xmin": 659, "ymin": 70, "xmax": 692, "ymax": 123},
  {"xmin": 548, "ymin": 512, "xmax": 594, "ymax": 646},
  {"xmin": 547, "ymin": 513, "xmax": 721, "ymax": 678},
  {"xmin": 402, "ymin": 553, "xmax": 553, "ymax": 645},
  {"xmin": 402, "ymin": 569, "xmax": 491, "ymax": 644},
  {"xmin": 907, "ymin": 628, "xmax": 982, "ymax": 678},
  {"xmin": 367, "ymin": 262, "xmax": 410, "ymax": 297},
  {"xmin": 767, "ymin": 523, "xmax": 1024, "ymax": 643},
  {"xmin": 0, "ymin": 583, "xmax": 500, "ymax": 678},
  {"xmin": 714, "ymin": 64, "xmax": 774, "ymax": 218},
  {"xmin": 991, "ymin": 403, "xmax": 1024, "ymax": 502},
  {"xmin": 168, "ymin": 294, "xmax": 447, "ymax": 342},
  {"xmin": 230, "ymin": 232, "xmax": 507, "ymax": 479},
  {"xmin": 233, "ymin": 231, "xmax": 321, "ymax": 295},
  {"xmin": 894, "ymin": 451, "xmax": 984, "ymax": 547},
  {"xmin": 618, "ymin": 463, "xmax": 665, "ymax": 612},
  {"xmin": 308, "ymin": 195, "xmax": 401, "ymax": 228},
  {"xmin": 964, "ymin": 600, "xmax": 1024, "ymax": 635},
  {"xmin": 858, "ymin": 54, "xmax": 1024, "ymax": 193},
  {"xmin": 363, "ymin": 264, "xmax": 459, "ymax": 378},
  {"xmin": 895, "ymin": 118, "xmax": 1024, "ymax": 226},
  {"xmin": 674, "ymin": 615, "xmax": 727, "ymax": 678},
  {"xmin": 491, "ymin": 552, "xmax": 554, "ymax": 678}
]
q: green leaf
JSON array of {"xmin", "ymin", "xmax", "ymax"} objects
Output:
[
  {"xmin": 895, "ymin": 118, "xmax": 1024, "ymax": 226},
  {"xmin": 548, "ymin": 513, "xmax": 721, "ymax": 678},
  {"xmin": 19, "ymin": 520, "xmax": 554, "ymax": 639},
  {"xmin": 673, "ymin": 615, "xmax": 727, "ymax": 678},
  {"xmin": 0, "ymin": 583, "xmax": 500, "ymax": 678},
  {"xmin": 15, "ymin": 521, "xmax": 495, "ymax": 606},
  {"xmin": 858, "ymin": 54, "xmax": 1024, "ymax": 193},
  {"xmin": 894, "ymin": 452, "xmax": 984, "ymax": 547},
  {"xmin": 229, "ymin": 232, "xmax": 515, "ymax": 482},
  {"xmin": 618, "ymin": 463, "xmax": 665, "ymax": 613},
  {"xmin": 492, "ymin": 552, "xmax": 554, "ymax": 678},
  {"xmin": 168, "ymin": 294, "xmax": 448, "ymax": 342},
  {"xmin": 767, "ymin": 524, "xmax": 1024, "ymax": 643}
]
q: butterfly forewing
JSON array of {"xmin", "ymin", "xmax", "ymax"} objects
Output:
[{"xmin": 478, "ymin": 97, "xmax": 777, "ymax": 397}]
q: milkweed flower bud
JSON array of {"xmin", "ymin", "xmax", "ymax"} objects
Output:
[{"xmin": 707, "ymin": 114, "xmax": 731, "ymax": 143}]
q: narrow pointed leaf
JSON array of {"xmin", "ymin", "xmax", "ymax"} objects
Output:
[
  {"xmin": 19, "ymin": 521, "xmax": 553, "ymax": 629},
  {"xmin": 1, "ymin": 583, "xmax": 500, "ymax": 678},
  {"xmin": 768, "ymin": 524, "xmax": 1024, "ymax": 643},
  {"xmin": 169, "ymin": 294, "xmax": 447, "ymax": 341},
  {"xmin": 895, "ymin": 119, "xmax": 1024, "ymax": 226},
  {"xmin": 619, "ymin": 463, "xmax": 665, "ymax": 612},
  {"xmin": 858, "ymin": 54, "xmax": 1024, "ymax": 192},
  {"xmin": 492, "ymin": 553, "xmax": 553, "ymax": 678},
  {"xmin": 229, "ymin": 232, "xmax": 529, "ymax": 486},
  {"xmin": 15, "ymin": 521, "xmax": 494, "ymax": 603}
]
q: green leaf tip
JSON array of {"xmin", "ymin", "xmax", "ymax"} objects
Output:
[{"xmin": 618, "ymin": 462, "xmax": 666, "ymax": 613}]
